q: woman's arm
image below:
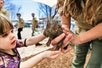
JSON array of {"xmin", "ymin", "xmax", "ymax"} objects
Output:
[
  {"xmin": 58, "ymin": 5, "xmax": 71, "ymax": 30},
  {"xmin": 61, "ymin": 15, "xmax": 71, "ymax": 31},
  {"xmin": 76, "ymin": 22, "xmax": 102, "ymax": 44},
  {"xmin": 61, "ymin": 15, "xmax": 71, "ymax": 30}
]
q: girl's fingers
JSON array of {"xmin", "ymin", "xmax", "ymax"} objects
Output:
[{"xmin": 49, "ymin": 51, "xmax": 61, "ymax": 59}]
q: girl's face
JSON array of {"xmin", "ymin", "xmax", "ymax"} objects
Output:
[{"xmin": 0, "ymin": 29, "xmax": 17, "ymax": 51}]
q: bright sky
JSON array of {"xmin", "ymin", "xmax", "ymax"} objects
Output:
[
  {"xmin": 32, "ymin": 0, "xmax": 57, "ymax": 7},
  {"xmin": 8, "ymin": 0, "xmax": 57, "ymax": 20},
  {"xmin": 11, "ymin": 0, "xmax": 39, "ymax": 20}
]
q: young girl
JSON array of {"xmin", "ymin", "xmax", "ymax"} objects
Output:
[{"xmin": 0, "ymin": 14, "xmax": 60, "ymax": 68}]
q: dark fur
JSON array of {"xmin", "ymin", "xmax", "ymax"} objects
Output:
[{"xmin": 43, "ymin": 21, "xmax": 65, "ymax": 50}]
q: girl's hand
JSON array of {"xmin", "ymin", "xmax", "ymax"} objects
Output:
[{"xmin": 42, "ymin": 50, "xmax": 61, "ymax": 59}]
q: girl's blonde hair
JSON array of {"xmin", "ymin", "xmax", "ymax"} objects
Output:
[{"xmin": 0, "ymin": 14, "xmax": 13, "ymax": 35}]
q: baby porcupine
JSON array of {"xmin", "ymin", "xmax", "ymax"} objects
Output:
[{"xmin": 43, "ymin": 21, "xmax": 67, "ymax": 50}]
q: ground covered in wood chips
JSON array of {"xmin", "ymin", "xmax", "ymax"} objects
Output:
[
  {"xmin": 33, "ymin": 49, "xmax": 75, "ymax": 68},
  {"xmin": 18, "ymin": 46, "xmax": 90, "ymax": 68}
]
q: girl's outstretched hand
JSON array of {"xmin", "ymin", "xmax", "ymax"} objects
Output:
[{"xmin": 42, "ymin": 50, "xmax": 61, "ymax": 59}]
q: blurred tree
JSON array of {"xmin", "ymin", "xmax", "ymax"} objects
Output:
[
  {"xmin": 38, "ymin": 3, "xmax": 58, "ymax": 22},
  {"xmin": 4, "ymin": 0, "xmax": 21, "ymax": 20}
]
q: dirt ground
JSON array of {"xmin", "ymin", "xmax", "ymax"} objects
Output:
[
  {"xmin": 33, "ymin": 48, "xmax": 90, "ymax": 68},
  {"xmin": 33, "ymin": 49, "xmax": 75, "ymax": 68}
]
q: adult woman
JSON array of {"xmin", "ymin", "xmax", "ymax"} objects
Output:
[{"xmin": 52, "ymin": 0, "xmax": 102, "ymax": 68}]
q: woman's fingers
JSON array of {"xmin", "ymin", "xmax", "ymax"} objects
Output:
[
  {"xmin": 63, "ymin": 33, "xmax": 73, "ymax": 45},
  {"xmin": 61, "ymin": 45, "xmax": 72, "ymax": 53},
  {"xmin": 51, "ymin": 33, "xmax": 65, "ymax": 45},
  {"xmin": 60, "ymin": 32, "xmax": 73, "ymax": 53}
]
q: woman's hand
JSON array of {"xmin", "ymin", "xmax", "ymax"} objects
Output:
[
  {"xmin": 51, "ymin": 30, "xmax": 81, "ymax": 53},
  {"xmin": 51, "ymin": 33, "xmax": 66, "ymax": 46},
  {"xmin": 60, "ymin": 31, "xmax": 73, "ymax": 53},
  {"xmin": 51, "ymin": 32, "xmax": 73, "ymax": 53}
]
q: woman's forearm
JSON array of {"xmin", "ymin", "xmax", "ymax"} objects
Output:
[
  {"xmin": 61, "ymin": 15, "xmax": 71, "ymax": 29},
  {"xmin": 79, "ymin": 23, "xmax": 102, "ymax": 44}
]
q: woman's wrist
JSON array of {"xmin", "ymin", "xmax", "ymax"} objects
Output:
[
  {"xmin": 71, "ymin": 35, "xmax": 82, "ymax": 45},
  {"xmin": 62, "ymin": 24, "xmax": 70, "ymax": 31}
]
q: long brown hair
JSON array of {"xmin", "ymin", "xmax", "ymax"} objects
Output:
[
  {"xmin": 57, "ymin": 0, "xmax": 102, "ymax": 24},
  {"xmin": 0, "ymin": 14, "xmax": 13, "ymax": 35},
  {"xmin": 56, "ymin": 0, "xmax": 65, "ymax": 9},
  {"xmin": 63, "ymin": 0, "xmax": 82, "ymax": 16},
  {"xmin": 84, "ymin": 0, "xmax": 102, "ymax": 24}
]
